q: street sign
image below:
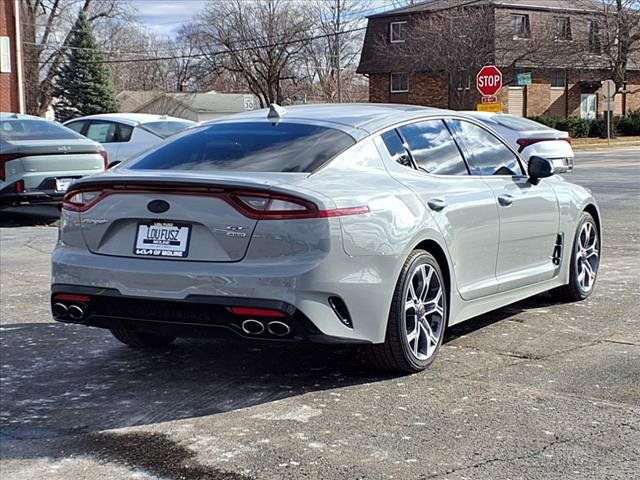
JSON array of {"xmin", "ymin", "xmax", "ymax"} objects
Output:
[
  {"xmin": 481, "ymin": 95, "xmax": 498, "ymax": 104},
  {"xmin": 516, "ymin": 72, "xmax": 532, "ymax": 86},
  {"xmin": 477, "ymin": 65, "xmax": 503, "ymax": 96},
  {"xmin": 601, "ymin": 79, "xmax": 616, "ymax": 99},
  {"xmin": 477, "ymin": 103, "xmax": 503, "ymax": 112}
]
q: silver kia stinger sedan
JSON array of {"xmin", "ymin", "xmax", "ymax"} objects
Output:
[{"xmin": 51, "ymin": 104, "xmax": 601, "ymax": 373}]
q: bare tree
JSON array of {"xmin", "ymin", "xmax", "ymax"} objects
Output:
[
  {"xmin": 21, "ymin": 0, "xmax": 127, "ymax": 115},
  {"xmin": 195, "ymin": 0, "xmax": 312, "ymax": 107},
  {"xmin": 302, "ymin": 0, "xmax": 367, "ymax": 102}
]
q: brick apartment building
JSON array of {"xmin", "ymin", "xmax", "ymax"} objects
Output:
[
  {"xmin": 357, "ymin": 0, "xmax": 640, "ymax": 118},
  {"xmin": 0, "ymin": 0, "xmax": 25, "ymax": 113}
]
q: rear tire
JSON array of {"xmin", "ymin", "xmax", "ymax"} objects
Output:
[
  {"xmin": 110, "ymin": 328, "xmax": 176, "ymax": 348},
  {"xmin": 369, "ymin": 250, "xmax": 447, "ymax": 373},
  {"xmin": 552, "ymin": 212, "xmax": 600, "ymax": 302}
]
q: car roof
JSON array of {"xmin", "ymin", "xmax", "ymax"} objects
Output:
[
  {"xmin": 209, "ymin": 103, "xmax": 450, "ymax": 138},
  {"xmin": 63, "ymin": 113, "xmax": 195, "ymax": 127},
  {"xmin": 0, "ymin": 112, "xmax": 50, "ymax": 121}
]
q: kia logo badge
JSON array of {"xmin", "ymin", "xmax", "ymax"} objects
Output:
[{"xmin": 147, "ymin": 199, "xmax": 170, "ymax": 213}]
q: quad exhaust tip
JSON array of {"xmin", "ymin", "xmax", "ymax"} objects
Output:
[
  {"xmin": 241, "ymin": 319, "xmax": 265, "ymax": 335},
  {"xmin": 267, "ymin": 321, "xmax": 291, "ymax": 337},
  {"xmin": 53, "ymin": 303, "xmax": 68, "ymax": 317}
]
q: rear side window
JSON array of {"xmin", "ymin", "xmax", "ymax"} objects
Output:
[
  {"xmin": 141, "ymin": 121, "xmax": 193, "ymax": 139},
  {"xmin": 119, "ymin": 124, "xmax": 133, "ymax": 142},
  {"xmin": 86, "ymin": 121, "xmax": 118, "ymax": 143},
  {"xmin": 447, "ymin": 119, "xmax": 524, "ymax": 176},
  {"xmin": 398, "ymin": 120, "xmax": 468, "ymax": 175},
  {"xmin": 0, "ymin": 119, "xmax": 83, "ymax": 141},
  {"xmin": 381, "ymin": 130, "xmax": 412, "ymax": 167},
  {"xmin": 129, "ymin": 122, "xmax": 356, "ymax": 173}
]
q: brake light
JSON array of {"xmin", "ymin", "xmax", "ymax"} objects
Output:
[
  {"xmin": 62, "ymin": 189, "xmax": 105, "ymax": 212},
  {"xmin": 229, "ymin": 307, "xmax": 286, "ymax": 318},
  {"xmin": 15, "ymin": 179, "xmax": 24, "ymax": 193},
  {"xmin": 0, "ymin": 153, "xmax": 24, "ymax": 181},
  {"xmin": 99, "ymin": 151, "xmax": 109, "ymax": 170},
  {"xmin": 231, "ymin": 193, "xmax": 369, "ymax": 220}
]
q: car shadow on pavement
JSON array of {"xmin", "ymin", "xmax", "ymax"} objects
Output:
[
  {"xmin": 0, "ymin": 322, "xmax": 390, "ymax": 449},
  {"xmin": 0, "ymin": 294, "xmax": 562, "ymax": 459},
  {"xmin": 0, "ymin": 206, "xmax": 60, "ymax": 227}
]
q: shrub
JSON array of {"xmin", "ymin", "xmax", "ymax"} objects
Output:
[
  {"xmin": 527, "ymin": 115, "xmax": 592, "ymax": 138},
  {"xmin": 618, "ymin": 109, "xmax": 640, "ymax": 136},
  {"xmin": 588, "ymin": 116, "xmax": 621, "ymax": 138}
]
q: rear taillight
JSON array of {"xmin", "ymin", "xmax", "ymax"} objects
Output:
[
  {"xmin": 99, "ymin": 151, "xmax": 109, "ymax": 170},
  {"xmin": 62, "ymin": 189, "xmax": 105, "ymax": 212},
  {"xmin": 15, "ymin": 179, "xmax": 24, "ymax": 193},
  {"xmin": 230, "ymin": 192, "xmax": 320, "ymax": 219},
  {"xmin": 0, "ymin": 153, "xmax": 24, "ymax": 181}
]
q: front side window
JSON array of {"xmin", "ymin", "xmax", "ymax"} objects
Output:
[
  {"xmin": 554, "ymin": 17, "xmax": 572, "ymax": 40},
  {"xmin": 512, "ymin": 14, "xmax": 531, "ymax": 38},
  {"xmin": 551, "ymin": 70, "xmax": 566, "ymax": 88},
  {"xmin": 446, "ymin": 119, "xmax": 524, "ymax": 176},
  {"xmin": 390, "ymin": 73, "xmax": 409, "ymax": 93},
  {"xmin": 397, "ymin": 120, "xmax": 468, "ymax": 176},
  {"xmin": 128, "ymin": 121, "xmax": 356, "ymax": 173},
  {"xmin": 65, "ymin": 121, "xmax": 86, "ymax": 134},
  {"xmin": 390, "ymin": 21, "xmax": 407, "ymax": 43},
  {"xmin": 86, "ymin": 121, "xmax": 118, "ymax": 143}
]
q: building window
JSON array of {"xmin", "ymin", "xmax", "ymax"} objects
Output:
[
  {"xmin": 588, "ymin": 20, "xmax": 601, "ymax": 52},
  {"xmin": 554, "ymin": 17, "xmax": 572, "ymax": 41},
  {"xmin": 453, "ymin": 71, "xmax": 471, "ymax": 91},
  {"xmin": 0, "ymin": 37, "xmax": 11, "ymax": 73},
  {"xmin": 551, "ymin": 70, "xmax": 566, "ymax": 88},
  {"xmin": 390, "ymin": 21, "xmax": 407, "ymax": 43},
  {"xmin": 390, "ymin": 73, "xmax": 409, "ymax": 92},
  {"xmin": 512, "ymin": 14, "xmax": 531, "ymax": 38}
]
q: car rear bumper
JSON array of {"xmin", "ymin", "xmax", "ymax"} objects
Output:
[
  {"xmin": 0, "ymin": 189, "xmax": 65, "ymax": 208},
  {"xmin": 51, "ymin": 246, "xmax": 401, "ymax": 344}
]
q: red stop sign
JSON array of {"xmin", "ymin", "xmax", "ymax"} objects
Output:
[{"xmin": 476, "ymin": 66, "xmax": 503, "ymax": 96}]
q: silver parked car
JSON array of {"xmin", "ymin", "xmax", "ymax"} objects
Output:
[
  {"xmin": 63, "ymin": 113, "xmax": 195, "ymax": 165},
  {"xmin": 0, "ymin": 113, "xmax": 106, "ymax": 208},
  {"xmin": 51, "ymin": 104, "xmax": 601, "ymax": 373}
]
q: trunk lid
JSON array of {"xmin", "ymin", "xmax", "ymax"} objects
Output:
[{"xmin": 74, "ymin": 171, "xmax": 311, "ymax": 263}]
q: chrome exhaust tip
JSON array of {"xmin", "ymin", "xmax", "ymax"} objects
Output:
[
  {"xmin": 241, "ymin": 319, "xmax": 265, "ymax": 335},
  {"xmin": 53, "ymin": 303, "xmax": 68, "ymax": 317},
  {"xmin": 267, "ymin": 321, "xmax": 291, "ymax": 337},
  {"xmin": 67, "ymin": 304, "xmax": 85, "ymax": 321}
]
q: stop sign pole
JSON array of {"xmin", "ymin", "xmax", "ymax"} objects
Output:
[{"xmin": 477, "ymin": 65, "xmax": 503, "ymax": 98}]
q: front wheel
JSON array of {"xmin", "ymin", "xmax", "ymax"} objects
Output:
[
  {"xmin": 369, "ymin": 250, "xmax": 447, "ymax": 373},
  {"xmin": 110, "ymin": 328, "xmax": 176, "ymax": 348},
  {"xmin": 553, "ymin": 212, "xmax": 600, "ymax": 301}
]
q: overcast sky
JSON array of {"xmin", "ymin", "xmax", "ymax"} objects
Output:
[{"xmin": 130, "ymin": 0, "xmax": 207, "ymax": 37}]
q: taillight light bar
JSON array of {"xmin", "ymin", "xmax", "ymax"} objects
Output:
[
  {"xmin": 62, "ymin": 184, "xmax": 370, "ymax": 219},
  {"xmin": 0, "ymin": 153, "xmax": 25, "ymax": 181},
  {"xmin": 228, "ymin": 307, "xmax": 285, "ymax": 318}
]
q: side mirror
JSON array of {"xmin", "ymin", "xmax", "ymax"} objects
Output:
[{"xmin": 528, "ymin": 156, "xmax": 554, "ymax": 185}]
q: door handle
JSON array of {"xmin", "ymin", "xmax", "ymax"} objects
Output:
[
  {"xmin": 427, "ymin": 198, "xmax": 447, "ymax": 211},
  {"xmin": 498, "ymin": 194, "xmax": 514, "ymax": 207}
]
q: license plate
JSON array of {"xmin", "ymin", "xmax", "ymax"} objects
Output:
[
  {"xmin": 55, "ymin": 178, "xmax": 74, "ymax": 192},
  {"xmin": 134, "ymin": 222, "xmax": 191, "ymax": 258}
]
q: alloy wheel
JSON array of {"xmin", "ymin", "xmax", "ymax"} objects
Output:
[{"xmin": 576, "ymin": 220, "xmax": 599, "ymax": 292}]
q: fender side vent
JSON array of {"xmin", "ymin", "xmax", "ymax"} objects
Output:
[
  {"xmin": 328, "ymin": 296, "xmax": 353, "ymax": 329},
  {"xmin": 552, "ymin": 233, "xmax": 564, "ymax": 267}
]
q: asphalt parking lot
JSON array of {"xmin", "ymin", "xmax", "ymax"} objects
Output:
[{"xmin": 1, "ymin": 147, "xmax": 638, "ymax": 480}]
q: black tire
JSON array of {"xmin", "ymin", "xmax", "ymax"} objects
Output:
[
  {"xmin": 552, "ymin": 212, "xmax": 600, "ymax": 302},
  {"xmin": 110, "ymin": 328, "xmax": 176, "ymax": 348},
  {"xmin": 368, "ymin": 250, "xmax": 448, "ymax": 373}
]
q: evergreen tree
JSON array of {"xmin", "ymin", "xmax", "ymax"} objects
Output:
[{"xmin": 53, "ymin": 12, "xmax": 119, "ymax": 122}]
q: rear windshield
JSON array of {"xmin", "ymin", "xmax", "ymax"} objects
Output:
[
  {"xmin": 129, "ymin": 121, "xmax": 356, "ymax": 173},
  {"xmin": 0, "ymin": 119, "xmax": 84, "ymax": 141},
  {"xmin": 141, "ymin": 121, "xmax": 194, "ymax": 139},
  {"xmin": 492, "ymin": 115, "xmax": 553, "ymax": 132}
]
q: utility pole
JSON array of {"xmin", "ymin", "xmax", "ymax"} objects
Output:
[{"xmin": 336, "ymin": 0, "xmax": 341, "ymax": 103}]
